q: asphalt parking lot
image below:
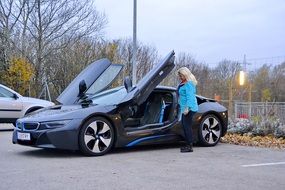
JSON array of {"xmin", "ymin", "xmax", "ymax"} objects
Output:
[{"xmin": 0, "ymin": 124, "xmax": 284, "ymax": 190}]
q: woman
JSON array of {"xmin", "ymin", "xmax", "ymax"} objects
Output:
[{"xmin": 177, "ymin": 67, "xmax": 198, "ymax": 153}]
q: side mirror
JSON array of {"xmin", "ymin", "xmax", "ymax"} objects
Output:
[
  {"xmin": 124, "ymin": 76, "xmax": 133, "ymax": 93},
  {"xmin": 13, "ymin": 93, "xmax": 19, "ymax": 99},
  {"xmin": 78, "ymin": 80, "xmax": 87, "ymax": 98}
]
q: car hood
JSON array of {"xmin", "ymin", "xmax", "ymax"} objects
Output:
[{"xmin": 19, "ymin": 104, "xmax": 111, "ymax": 123}]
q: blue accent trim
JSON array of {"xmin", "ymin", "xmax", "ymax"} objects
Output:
[
  {"xmin": 159, "ymin": 101, "xmax": 166, "ymax": 123},
  {"xmin": 126, "ymin": 134, "xmax": 173, "ymax": 147}
]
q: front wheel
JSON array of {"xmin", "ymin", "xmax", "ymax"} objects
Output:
[
  {"xmin": 198, "ymin": 114, "xmax": 222, "ymax": 146},
  {"xmin": 79, "ymin": 117, "xmax": 115, "ymax": 156}
]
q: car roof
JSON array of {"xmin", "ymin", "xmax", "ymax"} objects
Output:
[{"xmin": 155, "ymin": 85, "xmax": 176, "ymax": 91}]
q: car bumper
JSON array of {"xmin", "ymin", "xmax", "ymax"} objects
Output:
[{"xmin": 12, "ymin": 119, "xmax": 82, "ymax": 150}]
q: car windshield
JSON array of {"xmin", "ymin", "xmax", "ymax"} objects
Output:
[
  {"xmin": 0, "ymin": 86, "xmax": 15, "ymax": 98},
  {"xmin": 90, "ymin": 86, "xmax": 127, "ymax": 105}
]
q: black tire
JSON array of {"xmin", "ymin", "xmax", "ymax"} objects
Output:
[
  {"xmin": 79, "ymin": 117, "xmax": 115, "ymax": 156},
  {"xmin": 198, "ymin": 114, "xmax": 222, "ymax": 146}
]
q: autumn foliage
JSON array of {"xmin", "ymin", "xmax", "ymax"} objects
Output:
[
  {"xmin": 3, "ymin": 57, "xmax": 34, "ymax": 95},
  {"xmin": 221, "ymin": 134, "xmax": 285, "ymax": 149}
]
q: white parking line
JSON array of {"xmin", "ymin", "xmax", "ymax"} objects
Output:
[{"xmin": 242, "ymin": 162, "xmax": 285, "ymax": 167}]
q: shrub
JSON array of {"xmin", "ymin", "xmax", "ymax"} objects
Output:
[
  {"xmin": 228, "ymin": 118, "xmax": 285, "ymax": 138},
  {"xmin": 274, "ymin": 124, "xmax": 285, "ymax": 138},
  {"xmin": 228, "ymin": 118, "xmax": 254, "ymax": 134}
]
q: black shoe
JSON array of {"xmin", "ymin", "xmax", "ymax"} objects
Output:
[
  {"xmin": 180, "ymin": 146, "xmax": 187, "ymax": 152},
  {"xmin": 180, "ymin": 144, "xmax": 193, "ymax": 153}
]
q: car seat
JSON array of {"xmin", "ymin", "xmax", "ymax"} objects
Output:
[{"xmin": 141, "ymin": 94, "xmax": 164, "ymax": 125}]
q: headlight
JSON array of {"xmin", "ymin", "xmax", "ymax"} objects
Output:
[
  {"xmin": 16, "ymin": 121, "xmax": 23, "ymax": 129},
  {"xmin": 40, "ymin": 120, "xmax": 72, "ymax": 129}
]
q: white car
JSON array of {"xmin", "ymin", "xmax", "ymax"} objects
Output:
[{"xmin": 0, "ymin": 84, "xmax": 54, "ymax": 126}]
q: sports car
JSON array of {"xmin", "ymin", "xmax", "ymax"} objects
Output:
[{"xmin": 13, "ymin": 51, "xmax": 228, "ymax": 156}]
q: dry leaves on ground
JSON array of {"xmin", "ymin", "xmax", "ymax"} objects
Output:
[{"xmin": 221, "ymin": 133, "xmax": 285, "ymax": 149}]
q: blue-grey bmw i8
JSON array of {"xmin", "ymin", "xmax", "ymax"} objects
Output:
[{"xmin": 13, "ymin": 51, "xmax": 228, "ymax": 156}]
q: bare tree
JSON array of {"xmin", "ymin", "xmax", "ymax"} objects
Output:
[
  {"xmin": 23, "ymin": 0, "xmax": 107, "ymax": 95},
  {"xmin": 135, "ymin": 44, "xmax": 157, "ymax": 81},
  {"xmin": 271, "ymin": 62, "xmax": 285, "ymax": 102},
  {"xmin": 99, "ymin": 39, "xmax": 158, "ymax": 82},
  {"xmin": 0, "ymin": 0, "xmax": 25, "ymax": 75},
  {"xmin": 211, "ymin": 60, "xmax": 241, "ymax": 118},
  {"xmin": 46, "ymin": 37, "xmax": 101, "ymax": 98},
  {"xmin": 252, "ymin": 64, "xmax": 271, "ymax": 102},
  {"xmin": 44, "ymin": 38, "xmax": 159, "ymax": 99},
  {"xmin": 174, "ymin": 53, "xmax": 211, "ymax": 95}
]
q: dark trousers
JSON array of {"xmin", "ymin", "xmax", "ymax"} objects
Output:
[{"xmin": 181, "ymin": 111, "xmax": 196, "ymax": 144}]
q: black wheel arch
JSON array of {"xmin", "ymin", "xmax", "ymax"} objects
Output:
[{"xmin": 25, "ymin": 106, "xmax": 43, "ymax": 115}]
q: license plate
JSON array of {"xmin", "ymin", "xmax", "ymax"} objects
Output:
[{"xmin": 17, "ymin": 132, "xmax": 31, "ymax": 141}]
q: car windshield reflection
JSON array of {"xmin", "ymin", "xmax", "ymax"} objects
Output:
[
  {"xmin": 86, "ymin": 65, "xmax": 123, "ymax": 95},
  {"xmin": 90, "ymin": 86, "xmax": 127, "ymax": 105}
]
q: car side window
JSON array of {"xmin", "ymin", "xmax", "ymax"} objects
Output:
[{"xmin": 0, "ymin": 87, "xmax": 14, "ymax": 98}]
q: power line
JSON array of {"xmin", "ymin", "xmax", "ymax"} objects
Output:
[{"xmin": 206, "ymin": 55, "xmax": 285, "ymax": 70}]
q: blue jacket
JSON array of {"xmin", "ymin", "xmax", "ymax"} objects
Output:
[{"xmin": 178, "ymin": 81, "xmax": 198, "ymax": 113}]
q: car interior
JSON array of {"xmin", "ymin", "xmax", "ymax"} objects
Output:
[{"xmin": 122, "ymin": 77, "xmax": 176, "ymax": 132}]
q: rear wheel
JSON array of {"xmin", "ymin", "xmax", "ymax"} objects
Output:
[
  {"xmin": 198, "ymin": 114, "xmax": 222, "ymax": 146},
  {"xmin": 79, "ymin": 117, "xmax": 115, "ymax": 156}
]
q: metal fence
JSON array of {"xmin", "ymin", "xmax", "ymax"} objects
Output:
[{"xmin": 234, "ymin": 102, "xmax": 285, "ymax": 123}]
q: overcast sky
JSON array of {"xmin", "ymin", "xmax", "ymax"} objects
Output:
[{"xmin": 95, "ymin": 0, "xmax": 285, "ymax": 65}]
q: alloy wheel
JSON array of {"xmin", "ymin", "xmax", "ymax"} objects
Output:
[
  {"xmin": 83, "ymin": 120, "xmax": 112, "ymax": 154},
  {"xmin": 200, "ymin": 115, "xmax": 221, "ymax": 146}
]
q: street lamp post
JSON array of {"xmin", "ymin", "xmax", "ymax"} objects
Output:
[
  {"xmin": 239, "ymin": 70, "xmax": 245, "ymax": 102},
  {"xmin": 131, "ymin": 0, "xmax": 137, "ymax": 85}
]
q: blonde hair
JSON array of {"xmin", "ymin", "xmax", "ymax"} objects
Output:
[{"xmin": 177, "ymin": 67, "xmax": 198, "ymax": 85}]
